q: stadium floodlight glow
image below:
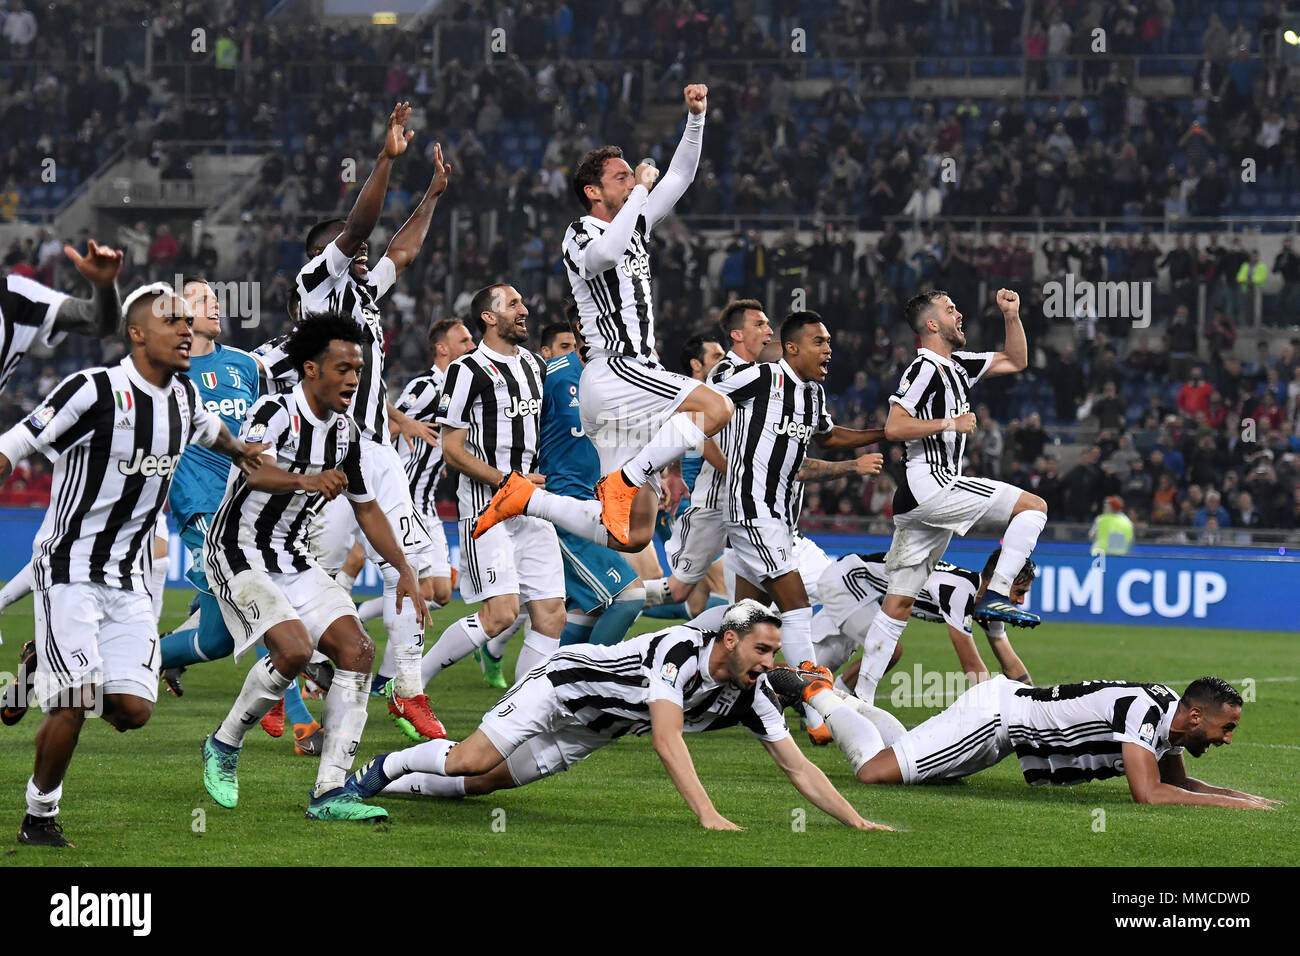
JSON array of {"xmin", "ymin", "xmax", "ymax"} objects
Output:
[
  {"xmin": 372, "ymin": 12, "xmax": 398, "ymax": 25},
  {"xmin": 1285, "ymin": 29, "xmax": 1299, "ymax": 45}
]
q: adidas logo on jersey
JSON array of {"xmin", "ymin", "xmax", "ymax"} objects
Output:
[
  {"xmin": 115, "ymin": 416, "xmax": 133, "ymax": 430},
  {"xmin": 568, "ymin": 396, "xmax": 580, "ymax": 408}
]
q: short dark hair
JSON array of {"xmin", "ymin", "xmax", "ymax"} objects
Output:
[
  {"xmin": 180, "ymin": 276, "xmax": 211, "ymax": 292},
  {"xmin": 468, "ymin": 284, "xmax": 510, "ymax": 335},
  {"xmin": 904, "ymin": 290, "xmax": 950, "ymax": 334},
  {"xmin": 284, "ymin": 311, "xmax": 364, "ymax": 375},
  {"xmin": 780, "ymin": 310, "xmax": 824, "ymax": 347},
  {"xmin": 428, "ymin": 317, "xmax": 464, "ymax": 351},
  {"xmin": 287, "ymin": 287, "xmax": 301, "ymax": 322},
  {"xmin": 539, "ymin": 321, "xmax": 575, "ymax": 352},
  {"xmin": 1181, "ymin": 677, "xmax": 1243, "ymax": 711},
  {"xmin": 572, "ymin": 145, "xmax": 624, "ymax": 211},
  {"xmin": 719, "ymin": 298, "xmax": 764, "ymax": 340},
  {"xmin": 982, "ymin": 548, "xmax": 1037, "ymax": 588},
  {"xmin": 679, "ymin": 333, "xmax": 720, "ymax": 375},
  {"xmin": 303, "ymin": 219, "xmax": 346, "ymax": 256}
]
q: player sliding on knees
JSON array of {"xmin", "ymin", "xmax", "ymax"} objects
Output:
[
  {"xmin": 474, "ymin": 84, "xmax": 731, "ymax": 553},
  {"xmin": 346, "ymin": 601, "xmax": 891, "ymax": 831},
  {"xmin": 199, "ymin": 314, "xmax": 428, "ymax": 822},
  {"xmin": 865, "ymin": 289, "xmax": 1046, "ymax": 691},
  {"xmin": 785, "ymin": 668, "xmax": 1282, "ymax": 809}
]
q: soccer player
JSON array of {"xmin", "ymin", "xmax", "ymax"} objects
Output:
[
  {"xmin": 644, "ymin": 301, "xmax": 772, "ymax": 616},
  {"xmin": 537, "ymin": 313, "xmax": 646, "ymax": 648},
  {"xmin": 711, "ymin": 312, "xmax": 884, "ymax": 735},
  {"xmin": 200, "ymin": 313, "xmax": 427, "ymax": 822},
  {"xmin": 0, "ymin": 284, "xmax": 265, "ymax": 847},
  {"xmin": 792, "ymin": 669, "xmax": 1283, "ymax": 809},
  {"xmin": 815, "ymin": 549, "xmax": 1037, "ymax": 705},
  {"xmin": 346, "ymin": 600, "xmax": 890, "ymax": 831},
  {"xmin": 866, "ymin": 289, "xmax": 1046, "ymax": 675},
  {"xmin": 422, "ymin": 284, "xmax": 566, "ymax": 686},
  {"xmin": 296, "ymin": 102, "xmax": 452, "ymax": 741},
  {"xmin": 478, "ymin": 84, "xmax": 731, "ymax": 553},
  {"xmin": 151, "ymin": 279, "xmax": 324, "ymax": 753},
  {"xmin": 1, "ymin": 239, "xmax": 123, "ymax": 397}
]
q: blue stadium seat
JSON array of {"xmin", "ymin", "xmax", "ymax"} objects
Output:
[{"xmin": 945, "ymin": 59, "xmax": 967, "ymax": 76}]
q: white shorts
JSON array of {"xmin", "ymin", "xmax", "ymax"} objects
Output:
[
  {"xmin": 312, "ymin": 439, "xmax": 435, "ymax": 577},
  {"xmin": 578, "ymin": 354, "xmax": 701, "ymax": 477},
  {"xmin": 479, "ymin": 668, "xmax": 610, "ymax": 785},
  {"xmin": 726, "ymin": 517, "xmax": 799, "ymax": 586},
  {"xmin": 204, "ymin": 558, "xmax": 360, "ymax": 660},
  {"xmin": 32, "ymin": 583, "xmax": 158, "ymax": 707},
  {"xmin": 666, "ymin": 504, "xmax": 725, "ymax": 585},
  {"xmin": 793, "ymin": 532, "xmax": 833, "ymax": 604},
  {"xmin": 893, "ymin": 675, "xmax": 1014, "ymax": 784},
  {"xmin": 416, "ymin": 504, "xmax": 452, "ymax": 578},
  {"xmin": 886, "ymin": 477, "xmax": 1019, "ymax": 598},
  {"xmin": 816, "ymin": 559, "xmax": 885, "ymax": 632},
  {"xmin": 458, "ymin": 514, "xmax": 565, "ymax": 606},
  {"xmin": 810, "ymin": 611, "xmax": 861, "ymax": 673}
]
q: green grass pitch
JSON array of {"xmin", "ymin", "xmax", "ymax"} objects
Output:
[{"xmin": 1, "ymin": 591, "xmax": 1295, "ymax": 866}]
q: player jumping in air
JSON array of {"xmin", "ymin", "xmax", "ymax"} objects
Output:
[{"xmin": 474, "ymin": 84, "xmax": 734, "ymax": 553}]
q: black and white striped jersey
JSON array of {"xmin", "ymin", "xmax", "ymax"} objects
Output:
[
  {"xmin": 888, "ymin": 347, "xmax": 995, "ymax": 513},
  {"xmin": 825, "ymin": 552, "xmax": 982, "ymax": 636},
  {"xmin": 436, "ymin": 344, "xmax": 545, "ymax": 520},
  {"xmin": 1, "ymin": 274, "xmax": 69, "ymax": 396},
  {"xmin": 689, "ymin": 349, "xmax": 746, "ymax": 511},
  {"xmin": 560, "ymin": 112, "xmax": 705, "ymax": 361},
  {"xmin": 207, "ymin": 383, "xmax": 370, "ymax": 576},
  {"xmin": 715, "ymin": 358, "xmax": 833, "ymax": 525},
  {"xmin": 542, "ymin": 622, "xmax": 789, "ymax": 741},
  {"xmin": 394, "ymin": 365, "xmax": 446, "ymax": 516},
  {"xmin": 295, "ymin": 240, "xmax": 397, "ymax": 443},
  {"xmin": 1003, "ymin": 680, "xmax": 1183, "ymax": 786},
  {"xmin": 0, "ymin": 357, "xmax": 221, "ymax": 592},
  {"xmin": 252, "ymin": 333, "xmax": 297, "ymax": 395}
]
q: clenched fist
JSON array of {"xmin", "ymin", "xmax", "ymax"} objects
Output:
[{"xmin": 684, "ymin": 84, "xmax": 708, "ymax": 114}]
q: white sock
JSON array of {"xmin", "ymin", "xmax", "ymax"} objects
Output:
[
  {"xmin": 526, "ymin": 490, "xmax": 609, "ymax": 546},
  {"xmin": 514, "ymin": 628, "xmax": 559, "ymax": 678},
  {"xmin": 0, "ymin": 561, "xmax": 34, "ymax": 611},
  {"xmin": 854, "ymin": 610, "xmax": 907, "ymax": 704},
  {"xmin": 315, "ymin": 669, "xmax": 369, "ymax": 795},
  {"xmin": 486, "ymin": 612, "xmax": 527, "ymax": 659},
  {"xmin": 384, "ymin": 737, "xmax": 455, "ymax": 778},
  {"xmin": 383, "ymin": 566, "xmax": 425, "ymax": 698},
  {"xmin": 216, "ymin": 655, "xmax": 295, "ymax": 749},
  {"xmin": 642, "ymin": 578, "xmax": 672, "ymax": 608},
  {"xmin": 807, "ymin": 687, "xmax": 886, "ymax": 774},
  {"xmin": 25, "ymin": 776, "xmax": 61, "ymax": 818},
  {"xmin": 620, "ymin": 412, "xmax": 707, "ymax": 487},
  {"xmin": 424, "ymin": 613, "xmax": 489, "ymax": 685},
  {"xmin": 383, "ymin": 772, "xmax": 466, "ymax": 797},
  {"xmin": 841, "ymin": 692, "xmax": 908, "ymax": 747},
  {"xmin": 833, "ymin": 675, "xmax": 852, "ymax": 695},
  {"xmin": 150, "ymin": 550, "xmax": 168, "ymax": 625},
  {"xmin": 990, "ymin": 510, "xmax": 1047, "ymax": 595},
  {"xmin": 779, "ymin": 605, "xmax": 814, "ymax": 667},
  {"xmin": 335, "ymin": 570, "xmax": 356, "ymax": 591},
  {"xmin": 376, "ymin": 639, "xmax": 395, "ymax": 681},
  {"xmin": 358, "ymin": 597, "xmax": 384, "ymax": 623}
]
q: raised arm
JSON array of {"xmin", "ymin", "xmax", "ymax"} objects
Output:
[
  {"xmin": 575, "ymin": 183, "xmax": 649, "ymax": 276},
  {"xmin": 762, "ymin": 734, "xmax": 890, "ymax": 830},
  {"xmin": 1124, "ymin": 744, "xmax": 1276, "ymax": 808},
  {"xmin": 649, "ymin": 698, "xmax": 740, "ymax": 830},
  {"xmin": 815, "ymin": 425, "xmax": 887, "ymax": 450},
  {"xmin": 982, "ymin": 288, "xmax": 1028, "ymax": 378},
  {"xmin": 337, "ymin": 102, "xmax": 414, "ymax": 258},
  {"xmin": 55, "ymin": 240, "xmax": 123, "ymax": 336},
  {"xmin": 645, "ymin": 84, "xmax": 708, "ymax": 228},
  {"xmin": 383, "ymin": 142, "xmax": 453, "ymax": 277}
]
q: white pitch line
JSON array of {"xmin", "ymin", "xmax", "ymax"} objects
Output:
[{"xmin": 1236, "ymin": 742, "xmax": 1300, "ymax": 751}]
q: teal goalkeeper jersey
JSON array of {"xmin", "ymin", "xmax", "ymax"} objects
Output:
[
  {"xmin": 168, "ymin": 343, "xmax": 260, "ymax": 529},
  {"xmin": 538, "ymin": 352, "xmax": 599, "ymax": 501}
]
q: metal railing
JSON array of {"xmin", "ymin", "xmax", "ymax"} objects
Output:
[{"xmin": 880, "ymin": 216, "xmax": 1300, "ymax": 237}]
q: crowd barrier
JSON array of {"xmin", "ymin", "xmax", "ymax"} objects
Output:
[{"xmin": 1, "ymin": 509, "xmax": 1295, "ymax": 632}]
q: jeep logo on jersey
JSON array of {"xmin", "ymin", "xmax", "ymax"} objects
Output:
[
  {"xmin": 503, "ymin": 395, "xmax": 540, "ymax": 419},
  {"xmin": 118, "ymin": 450, "xmax": 181, "ymax": 477},
  {"xmin": 204, "ymin": 397, "xmax": 249, "ymax": 420},
  {"xmin": 620, "ymin": 253, "xmax": 651, "ymax": 280},
  {"xmin": 773, "ymin": 417, "xmax": 814, "ymax": 441}
]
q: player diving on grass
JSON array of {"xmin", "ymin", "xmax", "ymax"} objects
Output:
[
  {"xmin": 815, "ymin": 548, "xmax": 1037, "ymax": 704},
  {"xmin": 345, "ymin": 600, "xmax": 892, "ymax": 831},
  {"xmin": 199, "ymin": 314, "xmax": 428, "ymax": 822},
  {"xmin": 784, "ymin": 666, "xmax": 1283, "ymax": 809},
  {"xmin": 473, "ymin": 84, "xmax": 735, "ymax": 554}
]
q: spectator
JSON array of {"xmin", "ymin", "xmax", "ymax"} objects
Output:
[
  {"xmin": 148, "ymin": 224, "xmax": 181, "ymax": 276},
  {"xmin": 1194, "ymin": 490, "xmax": 1232, "ymax": 528},
  {"xmin": 1090, "ymin": 495, "xmax": 1134, "ymax": 554},
  {"xmin": 1092, "ymin": 380, "xmax": 1128, "ymax": 430},
  {"xmin": 1176, "ymin": 365, "xmax": 1214, "ymax": 417},
  {"xmin": 1064, "ymin": 445, "xmax": 1104, "ymax": 521}
]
